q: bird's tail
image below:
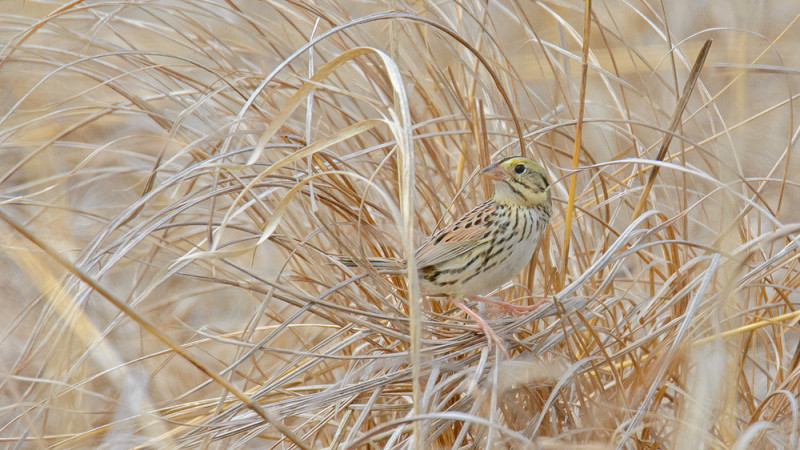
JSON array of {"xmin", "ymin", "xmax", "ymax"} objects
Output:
[{"xmin": 337, "ymin": 255, "xmax": 405, "ymax": 273}]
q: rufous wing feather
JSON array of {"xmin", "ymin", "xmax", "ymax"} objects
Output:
[{"xmin": 414, "ymin": 201, "xmax": 494, "ymax": 268}]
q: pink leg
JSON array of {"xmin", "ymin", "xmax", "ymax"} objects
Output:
[
  {"xmin": 471, "ymin": 295, "xmax": 548, "ymax": 314},
  {"xmin": 455, "ymin": 301, "xmax": 508, "ymax": 357}
]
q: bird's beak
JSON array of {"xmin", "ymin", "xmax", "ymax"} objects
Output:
[{"xmin": 480, "ymin": 162, "xmax": 505, "ymax": 180}]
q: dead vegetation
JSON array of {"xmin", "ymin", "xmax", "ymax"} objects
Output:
[{"xmin": 1, "ymin": 1, "xmax": 799, "ymax": 448}]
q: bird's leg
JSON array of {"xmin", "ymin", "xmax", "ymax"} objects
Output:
[
  {"xmin": 455, "ymin": 301, "xmax": 508, "ymax": 357},
  {"xmin": 471, "ymin": 295, "xmax": 548, "ymax": 315}
]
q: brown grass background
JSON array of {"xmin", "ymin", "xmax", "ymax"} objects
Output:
[{"xmin": 1, "ymin": 0, "xmax": 799, "ymax": 448}]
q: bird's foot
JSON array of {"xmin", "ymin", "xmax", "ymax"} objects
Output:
[
  {"xmin": 455, "ymin": 301, "xmax": 509, "ymax": 357},
  {"xmin": 471, "ymin": 295, "xmax": 548, "ymax": 315}
]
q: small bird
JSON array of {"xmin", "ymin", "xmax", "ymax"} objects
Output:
[{"xmin": 341, "ymin": 156, "xmax": 552, "ymax": 349}]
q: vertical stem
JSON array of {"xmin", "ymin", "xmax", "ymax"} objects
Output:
[
  {"xmin": 559, "ymin": 0, "xmax": 592, "ymax": 289},
  {"xmin": 631, "ymin": 40, "xmax": 712, "ymax": 220}
]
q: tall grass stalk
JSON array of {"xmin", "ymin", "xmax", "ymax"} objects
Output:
[{"xmin": 1, "ymin": 1, "xmax": 798, "ymax": 447}]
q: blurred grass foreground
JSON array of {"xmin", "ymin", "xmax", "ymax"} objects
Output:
[{"xmin": 1, "ymin": 1, "xmax": 799, "ymax": 448}]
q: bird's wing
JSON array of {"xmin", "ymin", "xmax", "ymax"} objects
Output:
[{"xmin": 415, "ymin": 201, "xmax": 494, "ymax": 268}]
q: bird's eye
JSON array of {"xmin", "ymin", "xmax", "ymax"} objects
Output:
[{"xmin": 514, "ymin": 164, "xmax": 526, "ymax": 174}]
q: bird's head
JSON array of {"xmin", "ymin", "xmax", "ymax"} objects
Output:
[{"xmin": 481, "ymin": 156, "xmax": 551, "ymax": 208}]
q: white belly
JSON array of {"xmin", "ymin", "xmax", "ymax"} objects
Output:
[{"xmin": 457, "ymin": 231, "xmax": 541, "ymax": 296}]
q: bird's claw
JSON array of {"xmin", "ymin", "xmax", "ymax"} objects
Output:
[{"xmin": 456, "ymin": 301, "xmax": 509, "ymax": 357}]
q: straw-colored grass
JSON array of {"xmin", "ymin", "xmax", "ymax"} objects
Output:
[{"xmin": 1, "ymin": 1, "xmax": 799, "ymax": 448}]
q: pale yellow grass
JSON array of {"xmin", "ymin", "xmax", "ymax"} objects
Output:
[{"xmin": 1, "ymin": 1, "xmax": 799, "ymax": 448}]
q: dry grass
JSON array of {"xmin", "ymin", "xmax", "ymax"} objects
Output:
[{"xmin": 1, "ymin": 0, "xmax": 799, "ymax": 448}]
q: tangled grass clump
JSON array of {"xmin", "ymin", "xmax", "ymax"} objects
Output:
[{"xmin": 1, "ymin": 1, "xmax": 799, "ymax": 448}]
